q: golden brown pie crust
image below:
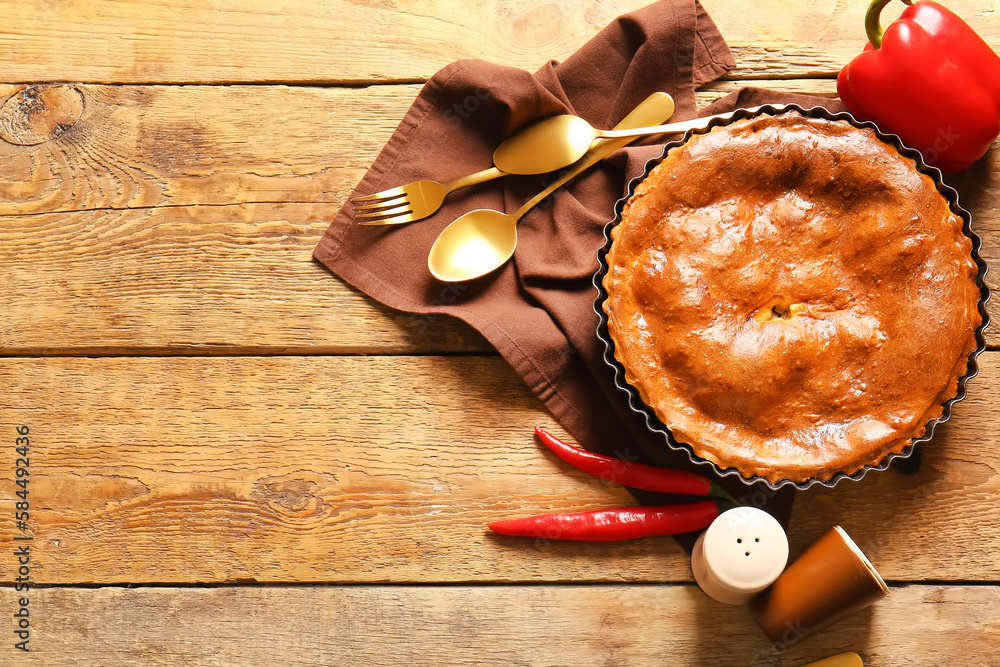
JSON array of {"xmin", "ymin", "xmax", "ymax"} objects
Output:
[{"xmin": 603, "ymin": 112, "xmax": 982, "ymax": 484}]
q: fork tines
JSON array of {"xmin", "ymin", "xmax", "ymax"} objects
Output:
[
  {"xmin": 351, "ymin": 189, "xmax": 413, "ymax": 224},
  {"xmin": 350, "ymin": 186, "xmax": 405, "ymax": 204},
  {"xmin": 353, "ymin": 201, "xmax": 413, "ymax": 221}
]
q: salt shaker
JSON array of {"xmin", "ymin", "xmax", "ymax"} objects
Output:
[{"xmin": 691, "ymin": 506, "xmax": 789, "ymax": 605}]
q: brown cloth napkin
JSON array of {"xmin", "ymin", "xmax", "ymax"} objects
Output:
[{"xmin": 315, "ymin": 0, "xmax": 847, "ymax": 530}]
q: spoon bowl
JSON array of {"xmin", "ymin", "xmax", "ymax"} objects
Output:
[
  {"xmin": 428, "ymin": 209, "xmax": 517, "ymax": 282},
  {"xmin": 493, "ymin": 103, "xmax": 782, "ymax": 176},
  {"xmin": 493, "ymin": 114, "xmax": 606, "ymax": 175}
]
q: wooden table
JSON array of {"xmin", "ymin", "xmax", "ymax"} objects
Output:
[{"xmin": 1, "ymin": 1, "xmax": 998, "ymax": 664}]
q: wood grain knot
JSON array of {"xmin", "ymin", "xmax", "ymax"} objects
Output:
[
  {"xmin": 251, "ymin": 473, "xmax": 334, "ymax": 517},
  {"xmin": 0, "ymin": 84, "xmax": 84, "ymax": 146},
  {"xmin": 493, "ymin": 0, "xmax": 563, "ymax": 49}
]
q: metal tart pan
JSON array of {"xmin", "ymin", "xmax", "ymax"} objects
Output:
[{"xmin": 592, "ymin": 102, "xmax": 991, "ymax": 491}]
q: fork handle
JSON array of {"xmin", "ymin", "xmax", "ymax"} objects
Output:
[{"xmin": 444, "ymin": 166, "xmax": 504, "ymax": 192}]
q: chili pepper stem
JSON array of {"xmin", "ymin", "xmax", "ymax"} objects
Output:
[{"xmin": 707, "ymin": 483, "xmax": 739, "ymax": 508}]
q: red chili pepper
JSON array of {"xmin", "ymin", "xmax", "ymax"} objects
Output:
[
  {"xmin": 534, "ymin": 426, "xmax": 733, "ymax": 501},
  {"xmin": 487, "ymin": 501, "xmax": 720, "ymax": 542},
  {"xmin": 837, "ymin": 0, "xmax": 1000, "ymax": 172}
]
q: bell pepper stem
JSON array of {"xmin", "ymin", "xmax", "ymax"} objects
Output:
[{"xmin": 865, "ymin": 0, "xmax": 914, "ymax": 49}]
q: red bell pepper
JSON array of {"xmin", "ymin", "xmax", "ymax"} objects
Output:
[{"xmin": 837, "ymin": 0, "xmax": 1000, "ymax": 172}]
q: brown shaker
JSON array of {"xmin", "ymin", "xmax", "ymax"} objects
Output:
[{"xmin": 750, "ymin": 525, "xmax": 889, "ymax": 646}]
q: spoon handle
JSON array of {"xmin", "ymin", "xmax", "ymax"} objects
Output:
[
  {"xmin": 594, "ymin": 104, "xmax": 785, "ymax": 141},
  {"xmin": 445, "ymin": 166, "xmax": 504, "ymax": 191},
  {"xmin": 513, "ymin": 93, "xmax": 678, "ymax": 219}
]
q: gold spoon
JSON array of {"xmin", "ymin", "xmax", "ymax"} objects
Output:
[
  {"xmin": 493, "ymin": 104, "xmax": 782, "ymax": 175},
  {"xmin": 427, "ymin": 92, "xmax": 676, "ymax": 282}
]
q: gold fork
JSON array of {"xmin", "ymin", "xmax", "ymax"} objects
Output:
[{"xmin": 352, "ymin": 167, "xmax": 504, "ymax": 225}]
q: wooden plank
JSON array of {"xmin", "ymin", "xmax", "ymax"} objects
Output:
[
  {"xmin": 0, "ymin": 200, "xmax": 990, "ymax": 356},
  {"xmin": 0, "ymin": 354, "xmax": 679, "ymax": 585},
  {"xmin": 0, "ymin": 353, "xmax": 998, "ymax": 585},
  {"xmin": 1, "ymin": 0, "xmax": 999, "ymax": 84},
  {"xmin": 0, "ymin": 202, "xmax": 490, "ymax": 355},
  {"xmin": 0, "ymin": 83, "xmax": 420, "ymax": 215},
  {"xmin": 695, "ymin": 79, "xmax": 839, "ymax": 107},
  {"xmin": 0, "ymin": 81, "xmax": 848, "ymax": 218},
  {"xmin": 0, "ymin": 81, "xmax": 996, "ymax": 354},
  {"xmin": 0, "ymin": 584, "xmax": 997, "ymax": 665},
  {"xmin": 0, "ymin": 0, "xmax": 652, "ymax": 84}
]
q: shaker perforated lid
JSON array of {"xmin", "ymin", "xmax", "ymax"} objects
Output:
[
  {"xmin": 705, "ymin": 506, "xmax": 789, "ymax": 591},
  {"xmin": 692, "ymin": 506, "xmax": 788, "ymax": 605}
]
